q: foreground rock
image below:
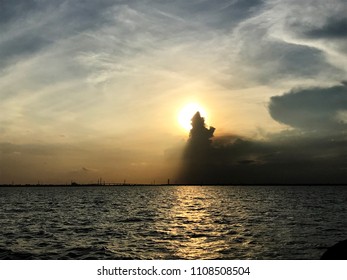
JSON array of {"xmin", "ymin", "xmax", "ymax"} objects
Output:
[{"xmin": 321, "ymin": 240, "xmax": 347, "ymax": 260}]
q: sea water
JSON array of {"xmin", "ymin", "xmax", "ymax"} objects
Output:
[{"xmin": 0, "ymin": 185, "xmax": 346, "ymax": 259}]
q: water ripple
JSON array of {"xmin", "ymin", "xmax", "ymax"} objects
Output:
[{"xmin": 0, "ymin": 185, "xmax": 346, "ymax": 259}]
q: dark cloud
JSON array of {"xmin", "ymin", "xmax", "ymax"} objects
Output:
[
  {"xmin": 177, "ymin": 112, "xmax": 216, "ymax": 184},
  {"xmin": 305, "ymin": 18, "xmax": 347, "ymax": 39},
  {"xmin": 0, "ymin": 0, "xmax": 118, "ymax": 27},
  {"xmin": 261, "ymin": 43, "xmax": 333, "ymax": 81},
  {"xmin": 269, "ymin": 83, "xmax": 347, "ymax": 131},
  {"xmin": 176, "ymin": 84, "xmax": 347, "ymax": 184},
  {"xmin": 0, "ymin": 0, "xmax": 118, "ymax": 69},
  {"xmin": 234, "ymin": 23, "xmax": 343, "ymax": 84},
  {"xmin": 0, "ymin": 0, "xmax": 40, "ymax": 25},
  {"xmin": 177, "ymin": 131, "xmax": 347, "ymax": 185},
  {"xmin": 225, "ymin": 1, "xmax": 347, "ymax": 86},
  {"xmin": 0, "ymin": 34, "xmax": 51, "ymax": 65}
]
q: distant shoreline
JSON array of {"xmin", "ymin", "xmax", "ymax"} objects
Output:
[{"xmin": 1, "ymin": 183, "xmax": 347, "ymax": 187}]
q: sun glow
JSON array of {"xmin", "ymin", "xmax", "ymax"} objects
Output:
[{"xmin": 178, "ymin": 103, "xmax": 208, "ymax": 131}]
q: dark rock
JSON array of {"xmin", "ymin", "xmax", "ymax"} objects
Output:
[{"xmin": 321, "ymin": 239, "xmax": 347, "ymax": 260}]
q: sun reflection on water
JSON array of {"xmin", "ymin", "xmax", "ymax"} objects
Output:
[{"xmin": 158, "ymin": 186, "xmax": 230, "ymax": 259}]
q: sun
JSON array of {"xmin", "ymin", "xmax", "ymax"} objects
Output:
[{"xmin": 178, "ymin": 103, "xmax": 208, "ymax": 131}]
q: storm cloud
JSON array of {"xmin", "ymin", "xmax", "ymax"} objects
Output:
[
  {"xmin": 177, "ymin": 128, "xmax": 347, "ymax": 185},
  {"xmin": 177, "ymin": 83, "xmax": 347, "ymax": 185},
  {"xmin": 269, "ymin": 83, "xmax": 347, "ymax": 132},
  {"xmin": 305, "ymin": 18, "xmax": 347, "ymax": 39}
]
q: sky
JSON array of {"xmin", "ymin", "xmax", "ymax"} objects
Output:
[{"xmin": 0, "ymin": 0, "xmax": 347, "ymax": 184}]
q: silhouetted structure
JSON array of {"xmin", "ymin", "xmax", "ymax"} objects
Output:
[{"xmin": 177, "ymin": 111, "xmax": 217, "ymax": 184}]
